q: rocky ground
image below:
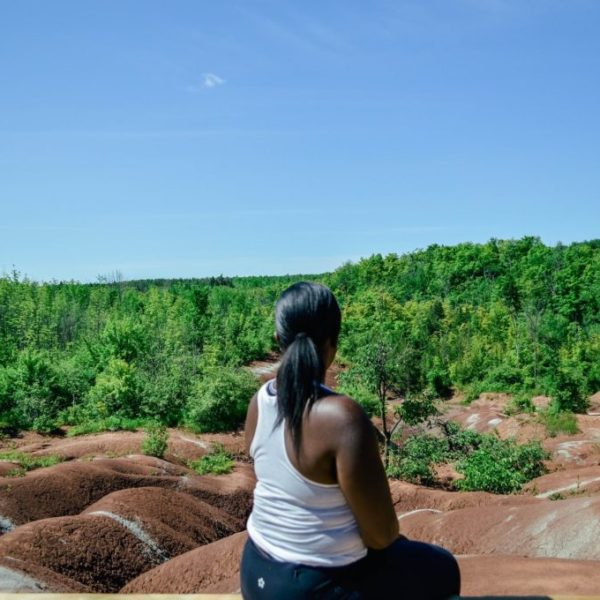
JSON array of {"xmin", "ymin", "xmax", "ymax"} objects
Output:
[{"xmin": 1, "ymin": 364, "xmax": 599, "ymax": 596}]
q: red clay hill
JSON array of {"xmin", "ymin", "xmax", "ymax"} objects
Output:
[{"xmin": 1, "ymin": 362, "xmax": 599, "ymax": 595}]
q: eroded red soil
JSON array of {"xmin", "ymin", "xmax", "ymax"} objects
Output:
[{"xmin": 1, "ymin": 373, "xmax": 599, "ymax": 595}]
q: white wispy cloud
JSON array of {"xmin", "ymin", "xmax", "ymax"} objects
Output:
[{"xmin": 202, "ymin": 72, "xmax": 225, "ymax": 88}]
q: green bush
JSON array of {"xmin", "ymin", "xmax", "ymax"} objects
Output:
[
  {"xmin": 84, "ymin": 358, "xmax": 142, "ymax": 419},
  {"xmin": 6, "ymin": 351, "xmax": 73, "ymax": 432},
  {"xmin": 506, "ymin": 392, "xmax": 535, "ymax": 415},
  {"xmin": 188, "ymin": 444, "xmax": 234, "ymax": 475},
  {"xmin": 100, "ymin": 317, "xmax": 148, "ymax": 363},
  {"xmin": 396, "ymin": 393, "xmax": 438, "ymax": 426},
  {"xmin": 541, "ymin": 409, "xmax": 579, "ymax": 437},
  {"xmin": 444, "ymin": 421, "xmax": 483, "ymax": 458},
  {"xmin": 456, "ymin": 436, "xmax": 547, "ymax": 494},
  {"xmin": 184, "ymin": 367, "xmax": 258, "ymax": 433},
  {"xmin": 139, "ymin": 356, "xmax": 192, "ymax": 426},
  {"xmin": 141, "ymin": 423, "xmax": 169, "ymax": 458},
  {"xmin": 552, "ymin": 366, "xmax": 589, "ymax": 413},
  {"xmin": 386, "ymin": 435, "xmax": 449, "ymax": 485}
]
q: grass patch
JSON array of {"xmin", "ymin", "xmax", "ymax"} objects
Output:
[
  {"xmin": 67, "ymin": 416, "xmax": 148, "ymax": 437},
  {"xmin": 0, "ymin": 451, "xmax": 63, "ymax": 474},
  {"xmin": 188, "ymin": 444, "xmax": 234, "ymax": 475},
  {"xmin": 541, "ymin": 410, "xmax": 579, "ymax": 437},
  {"xmin": 141, "ymin": 423, "xmax": 169, "ymax": 458}
]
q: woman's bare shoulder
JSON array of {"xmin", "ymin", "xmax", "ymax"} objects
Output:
[{"xmin": 312, "ymin": 393, "xmax": 371, "ymax": 436}]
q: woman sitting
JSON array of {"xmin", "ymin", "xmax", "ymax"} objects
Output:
[{"xmin": 242, "ymin": 281, "xmax": 460, "ymax": 599}]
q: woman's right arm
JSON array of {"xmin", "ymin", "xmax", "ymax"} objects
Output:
[{"xmin": 328, "ymin": 396, "xmax": 399, "ymax": 549}]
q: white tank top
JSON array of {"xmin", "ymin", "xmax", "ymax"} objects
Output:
[{"xmin": 246, "ymin": 380, "xmax": 367, "ymax": 567}]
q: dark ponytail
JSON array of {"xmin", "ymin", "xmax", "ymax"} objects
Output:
[{"xmin": 274, "ymin": 282, "xmax": 341, "ymax": 455}]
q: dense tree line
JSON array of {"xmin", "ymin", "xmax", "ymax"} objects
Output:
[
  {"xmin": 0, "ymin": 237, "xmax": 598, "ymax": 435},
  {"xmin": 331, "ymin": 237, "xmax": 600, "ymax": 415}
]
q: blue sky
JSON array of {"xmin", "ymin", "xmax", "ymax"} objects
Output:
[{"xmin": 1, "ymin": 0, "xmax": 599, "ymax": 282}]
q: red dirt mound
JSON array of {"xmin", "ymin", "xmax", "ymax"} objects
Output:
[
  {"xmin": 0, "ymin": 555, "xmax": 90, "ymax": 592},
  {"xmin": 524, "ymin": 465, "xmax": 600, "ymax": 497},
  {"xmin": 121, "ymin": 530, "xmax": 247, "ymax": 593},
  {"xmin": 0, "ymin": 457, "xmax": 186, "ymax": 527},
  {"xmin": 0, "ymin": 457, "xmax": 254, "ymax": 529},
  {"xmin": 168, "ymin": 430, "xmax": 247, "ymax": 462},
  {"xmin": 390, "ymin": 480, "xmax": 538, "ymax": 513},
  {"xmin": 179, "ymin": 463, "xmax": 255, "ymax": 521},
  {"xmin": 0, "ymin": 462, "xmax": 21, "ymax": 477},
  {"xmin": 16, "ymin": 429, "xmax": 219, "ymax": 465},
  {"xmin": 459, "ymin": 554, "xmax": 600, "ymax": 596},
  {"xmin": 0, "ymin": 514, "xmax": 164, "ymax": 591},
  {"xmin": 543, "ymin": 415, "xmax": 600, "ymax": 469},
  {"xmin": 399, "ymin": 494, "xmax": 600, "ymax": 560},
  {"xmin": 82, "ymin": 486, "xmax": 243, "ymax": 556},
  {"xmin": 444, "ymin": 393, "xmax": 512, "ymax": 434},
  {"xmin": 17, "ymin": 430, "xmax": 147, "ymax": 460}
]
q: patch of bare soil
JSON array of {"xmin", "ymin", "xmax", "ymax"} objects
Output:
[
  {"xmin": 0, "ymin": 457, "xmax": 187, "ymax": 527},
  {"xmin": 543, "ymin": 415, "xmax": 600, "ymax": 469},
  {"xmin": 122, "ymin": 530, "xmax": 248, "ymax": 593},
  {"xmin": 390, "ymin": 481, "xmax": 538, "ymax": 514},
  {"xmin": 398, "ymin": 494, "xmax": 600, "ymax": 560},
  {"xmin": 443, "ymin": 393, "xmax": 513, "ymax": 435},
  {"xmin": 181, "ymin": 463, "xmax": 255, "ymax": 521},
  {"xmin": 0, "ymin": 556, "xmax": 91, "ymax": 592},
  {"xmin": 524, "ymin": 464, "xmax": 600, "ymax": 497},
  {"xmin": 0, "ymin": 462, "xmax": 21, "ymax": 477},
  {"xmin": 458, "ymin": 554, "xmax": 600, "ymax": 596},
  {"xmin": 82, "ymin": 486, "xmax": 243, "ymax": 551},
  {"xmin": 0, "ymin": 455, "xmax": 254, "ymax": 592},
  {"xmin": 588, "ymin": 391, "xmax": 600, "ymax": 415},
  {"xmin": 0, "ymin": 514, "xmax": 164, "ymax": 591},
  {"xmin": 14, "ymin": 430, "xmax": 148, "ymax": 460}
]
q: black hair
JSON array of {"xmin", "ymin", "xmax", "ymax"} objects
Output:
[{"xmin": 274, "ymin": 281, "xmax": 341, "ymax": 455}]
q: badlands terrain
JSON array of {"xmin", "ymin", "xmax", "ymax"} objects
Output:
[{"xmin": 1, "ymin": 362, "xmax": 600, "ymax": 596}]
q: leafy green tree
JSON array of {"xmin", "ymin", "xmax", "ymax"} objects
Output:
[
  {"xmin": 185, "ymin": 367, "xmax": 258, "ymax": 433},
  {"xmin": 84, "ymin": 358, "xmax": 142, "ymax": 419}
]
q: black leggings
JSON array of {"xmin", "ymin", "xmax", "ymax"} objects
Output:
[{"xmin": 240, "ymin": 536, "xmax": 460, "ymax": 600}]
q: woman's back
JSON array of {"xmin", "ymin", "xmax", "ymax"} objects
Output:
[{"xmin": 246, "ymin": 379, "xmax": 367, "ymax": 566}]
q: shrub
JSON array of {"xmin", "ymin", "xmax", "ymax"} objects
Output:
[
  {"xmin": 84, "ymin": 358, "xmax": 142, "ymax": 419},
  {"xmin": 139, "ymin": 355, "xmax": 192, "ymax": 426},
  {"xmin": 541, "ymin": 410, "xmax": 579, "ymax": 437},
  {"xmin": 184, "ymin": 367, "xmax": 258, "ymax": 433},
  {"xmin": 456, "ymin": 437, "xmax": 547, "ymax": 494},
  {"xmin": 386, "ymin": 435, "xmax": 449, "ymax": 485},
  {"xmin": 506, "ymin": 392, "xmax": 535, "ymax": 415},
  {"xmin": 426, "ymin": 362, "xmax": 453, "ymax": 399},
  {"xmin": 396, "ymin": 393, "xmax": 438, "ymax": 426},
  {"xmin": 188, "ymin": 444, "xmax": 234, "ymax": 475},
  {"xmin": 444, "ymin": 421, "xmax": 483, "ymax": 458},
  {"xmin": 100, "ymin": 317, "xmax": 148, "ymax": 363},
  {"xmin": 552, "ymin": 366, "xmax": 589, "ymax": 414},
  {"xmin": 141, "ymin": 423, "xmax": 169, "ymax": 458},
  {"xmin": 7, "ymin": 351, "xmax": 73, "ymax": 432}
]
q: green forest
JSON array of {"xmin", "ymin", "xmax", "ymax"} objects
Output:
[{"xmin": 1, "ymin": 237, "xmax": 599, "ymax": 439}]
